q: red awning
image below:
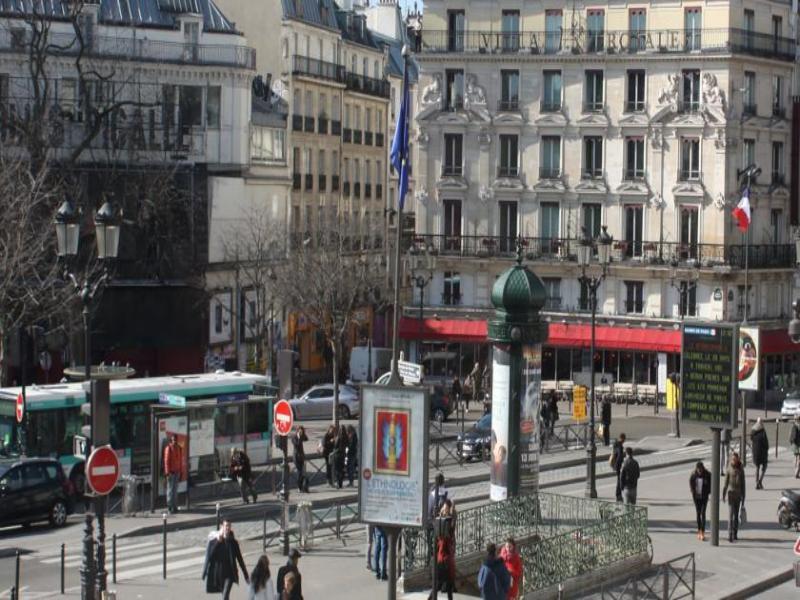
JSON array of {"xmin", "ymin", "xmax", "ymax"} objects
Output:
[
  {"xmin": 399, "ymin": 317, "xmax": 681, "ymax": 352},
  {"xmin": 761, "ymin": 329, "xmax": 800, "ymax": 355}
]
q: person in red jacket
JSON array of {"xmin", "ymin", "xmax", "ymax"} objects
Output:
[
  {"xmin": 500, "ymin": 537, "xmax": 523, "ymax": 599},
  {"xmin": 163, "ymin": 434, "xmax": 183, "ymax": 513}
]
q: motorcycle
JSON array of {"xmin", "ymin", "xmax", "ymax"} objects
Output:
[{"xmin": 777, "ymin": 489, "xmax": 800, "ymax": 529}]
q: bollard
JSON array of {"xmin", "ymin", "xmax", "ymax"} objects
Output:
[
  {"xmin": 625, "ymin": 396, "xmax": 629, "ymax": 417},
  {"xmin": 15, "ymin": 549, "xmax": 20, "ymax": 598},
  {"xmin": 112, "ymin": 533, "xmax": 117, "ymax": 584},
  {"xmin": 775, "ymin": 419, "xmax": 780, "ymax": 459},
  {"xmin": 215, "ymin": 502, "xmax": 221, "ymax": 530},
  {"xmin": 162, "ymin": 512, "xmax": 167, "ymax": 580},
  {"xmin": 336, "ymin": 503, "xmax": 342, "ymax": 539},
  {"xmin": 60, "ymin": 543, "xmax": 65, "ymax": 594}
]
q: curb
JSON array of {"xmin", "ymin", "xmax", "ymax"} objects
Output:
[{"xmin": 716, "ymin": 565, "xmax": 794, "ymax": 599}]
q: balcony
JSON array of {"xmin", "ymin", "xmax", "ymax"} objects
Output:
[
  {"xmin": 679, "ymin": 169, "xmax": 701, "ymax": 182},
  {"xmin": 582, "ymin": 169, "xmax": 603, "ymax": 180},
  {"xmin": 292, "ymin": 115, "xmax": 303, "ymax": 132},
  {"xmin": 540, "ymin": 102, "xmax": 561, "ymax": 113},
  {"xmin": 418, "ymin": 28, "xmax": 796, "ymax": 62},
  {"xmin": 583, "ymin": 101, "xmax": 604, "ymax": 113},
  {"xmin": 497, "ymin": 166, "xmax": 519, "ymax": 178},
  {"xmin": 346, "ymin": 72, "xmax": 390, "ymax": 99},
  {"xmin": 304, "ymin": 117, "xmax": 314, "ymax": 133},
  {"xmin": 498, "ymin": 99, "xmax": 519, "ymax": 112},
  {"xmin": 353, "ymin": 130, "xmax": 362, "ymax": 144},
  {"xmin": 343, "ymin": 128, "xmax": 352, "ymax": 143},
  {"xmin": 365, "ymin": 131, "xmax": 373, "ymax": 146},
  {"xmin": 442, "ymin": 165, "xmax": 463, "ymax": 177},
  {"xmin": 544, "ymin": 297, "xmax": 562, "ymax": 310},
  {"xmin": 318, "ymin": 174, "xmax": 327, "ymax": 191},
  {"xmin": 625, "ymin": 100, "xmax": 645, "ymax": 113},
  {"xmin": 331, "ymin": 120, "xmax": 342, "ymax": 136},
  {"xmin": 292, "ymin": 173, "xmax": 301, "ymax": 190},
  {"xmin": 292, "ymin": 55, "xmax": 347, "ymax": 83},
  {"xmin": 318, "ymin": 117, "xmax": 329, "ymax": 134},
  {"xmin": 442, "ymin": 293, "xmax": 463, "ymax": 306},
  {"xmin": 304, "ymin": 174, "xmax": 313, "ymax": 191},
  {"xmin": 376, "ymin": 133, "xmax": 384, "ymax": 147},
  {"xmin": 539, "ymin": 167, "xmax": 561, "ymax": 179},
  {"xmin": 332, "ymin": 175, "xmax": 340, "ymax": 191}
]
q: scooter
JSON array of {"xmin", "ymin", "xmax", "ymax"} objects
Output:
[{"xmin": 777, "ymin": 489, "xmax": 800, "ymax": 530}]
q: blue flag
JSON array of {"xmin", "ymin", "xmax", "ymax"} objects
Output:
[{"xmin": 389, "ymin": 60, "xmax": 410, "ymax": 210}]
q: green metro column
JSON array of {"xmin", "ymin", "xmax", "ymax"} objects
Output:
[{"xmin": 487, "ymin": 243, "xmax": 549, "ymax": 500}]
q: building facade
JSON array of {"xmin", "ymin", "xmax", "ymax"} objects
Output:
[{"xmin": 406, "ymin": 0, "xmax": 800, "ymax": 401}]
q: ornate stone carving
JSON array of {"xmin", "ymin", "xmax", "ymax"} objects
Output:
[
  {"xmin": 702, "ymin": 73, "xmax": 726, "ymax": 108},
  {"xmin": 650, "ymin": 129, "xmax": 664, "ymax": 150},
  {"xmin": 657, "ymin": 74, "xmax": 679, "ymax": 105},
  {"xmin": 421, "ymin": 74, "xmax": 442, "ymax": 106},
  {"xmin": 414, "ymin": 188, "xmax": 429, "ymax": 205},
  {"xmin": 415, "ymin": 130, "xmax": 429, "ymax": 146},
  {"xmin": 478, "ymin": 185, "xmax": 494, "ymax": 202},
  {"xmin": 478, "ymin": 129, "xmax": 492, "ymax": 148},
  {"xmin": 714, "ymin": 128, "xmax": 728, "ymax": 150},
  {"xmin": 465, "ymin": 75, "xmax": 487, "ymax": 107},
  {"xmin": 648, "ymin": 193, "xmax": 664, "ymax": 210},
  {"xmin": 713, "ymin": 192, "xmax": 727, "ymax": 210}
]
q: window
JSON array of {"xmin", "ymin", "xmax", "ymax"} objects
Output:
[
  {"xmin": 540, "ymin": 136, "xmax": 561, "ymax": 178},
  {"xmin": 303, "ymin": 148, "xmax": 312, "ymax": 190},
  {"xmin": 772, "ymin": 141, "xmax": 784, "ymax": 184},
  {"xmin": 625, "ymin": 137, "xmax": 645, "ymax": 180},
  {"xmin": 743, "ymin": 10, "xmax": 755, "ymax": 49},
  {"xmin": 365, "ymin": 108, "xmax": 371, "ymax": 132},
  {"xmin": 318, "ymin": 149, "xmax": 326, "ymax": 191},
  {"xmin": 679, "ymin": 206, "xmax": 699, "ymax": 260},
  {"xmin": 585, "ymin": 70, "xmax": 604, "ymax": 111},
  {"xmin": 331, "ymin": 100, "xmax": 341, "ymax": 133},
  {"xmin": 626, "ymin": 70, "xmax": 645, "ymax": 112},
  {"xmin": 545, "ymin": 10, "xmax": 562, "ymax": 54},
  {"xmin": 59, "ymin": 78, "xmax": 78, "ymax": 120},
  {"xmin": 587, "ymin": 10, "xmax": 604, "ymax": 52},
  {"xmin": 624, "ymin": 205, "xmax": 643, "ymax": 257},
  {"xmin": 445, "ymin": 70, "xmax": 464, "ymax": 111},
  {"xmin": 678, "ymin": 282, "xmax": 697, "ymax": 317},
  {"xmin": 447, "ymin": 10, "xmax": 465, "ymax": 51},
  {"xmin": 500, "ymin": 70, "xmax": 519, "ymax": 111},
  {"xmin": 772, "ymin": 15, "xmax": 783, "ymax": 50},
  {"xmin": 542, "ymin": 71, "xmax": 562, "ymax": 111},
  {"xmin": 292, "ymin": 147, "xmax": 301, "ymax": 189},
  {"xmin": 443, "ymin": 272, "xmax": 461, "ymax": 305},
  {"xmin": 583, "ymin": 136, "xmax": 603, "ymax": 178},
  {"xmin": 501, "ymin": 10, "xmax": 520, "ymax": 52},
  {"xmin": 684, "ymin": 8, "xmax": 701, "ymax": 50},
  {"xmin": 680, "ymin": 138, "xmax": 700, "ymax": 180},
  {"xmin": 582, "ymin": 203, "xmax": 601, "ymax": 240},
  {"xmin": 773, "ymin": 76, "xmax": 784, "ymax": 117},
  {"xmin": 629, "ymin": 9, "xmax": 646, "ymax": 51},
  {"xmin": 743, "ymin": 138, "xmax": 755, "ymax": 169},
  {"xmin": 251, "ymin": 127, "xmax": 286, "ymax": 162},
  {"xmin": 681, "ymin": 70, "xmax": 700, "ymax": 112},
  {"xmin": 743, "ymin": 72, "xmax": 756, "ymax": 115},
  {"xmin": 343, "ymin": 157, "xmax": 350, "ymax": 195},
  {"xmin": 304, "ymin": 91, "xmax": 314, "ymax": 132},
  {"xmin": 543, "ymin": 278, "xmax": 562, "ymax": 310},
  {"xmin": 499, "ymin": 201, "xmax": 518, "ymax": 252},
  {"xmin": 443, "ymin": 133, "xmax": 463, "ymax": 175},
  {"xmin": 540, "ymin": 202, "xmax": 560, "ymax": 253},
  {"xmin": 498, "ymin": 134, "xmax": 519, "ymax": 177},
  {"xmin": 443, "ymin": 199, "xmax": 462, "ymax": 239},
  {"xmin": 770, "ymin": 209, "xmax": 783, "ymax": 243},
  {"xmin": 376, "ymin": 160, "xmax": 382, "ymax": 198},
  {"xmin": 331, "ymin": 150, "xmax": 340, "ymax": 190},
  {"xmin": 179, "ymin": 85, "xmax": 203, "ymax": 127},
  {"xmin": 624, "ymin": 281, "xmax": 644, "ymax": 314},
  {"xmin": 206, "ymin": 86, "xmax": 221, "ymax": 127},
  {"xmin": 579, "ymin": 280, "xmax": 591, "ymax": 311},
  {"xmin": 22, "ymin": 463, "xmax": 48, "ymax": 486},
  {"xmin": 353, "ymin": 106, "xmax": 361, "ymax": 143},
  {"xmin": 737, "ymin": 285, "xmax": 752, "ymax": 319},
  {"xmin": 353, "ymin": 159, "xmax": 361, "ymax": 197}
]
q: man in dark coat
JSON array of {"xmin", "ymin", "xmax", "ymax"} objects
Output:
[
  {"xmin": 333, "ymin": 426, "xmax": 347, "ymax": 488},
  {"xmin": 319, "ymin": 425, "xmax": 336, "ymax": 486},
  {"xmin": 612, "ymin": 433, "xmax": 626, "ymax": 502},
  {"xmin": 276, "ymin": 548, "xmax": 303, "ymax": 600},
  {"xmin": 750, "ymin": 418, "xmax": 769, "ymax": 489},
  {"xmin": 547, "ymin": 391, "xmax": 559, "ymax": 434},
  {"xmin": 202, "ymin": 520, "xmax": 249, "ymax": 599},
  {"xmin": 601, "ymin": 398, "xmax": 612, "ymax": 446},
  {"xmin": 230, "ymin": 448, "xmax": 257, "ymax": 504},
  {"xmin": 292, "ymin": 426, "xmax": 309, "ymax": 492},
  {"xmin": 619, "ymin": 447, "xmax": 640, "ymax": 505}
]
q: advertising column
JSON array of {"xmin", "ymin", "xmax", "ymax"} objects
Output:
[
  {"xmin": 520, "ymin": 345, "xmax": 542, "ymax": 495},
  {"xmin": 490, "ymin": 346, "xmax": 511, "ymax": 501}
]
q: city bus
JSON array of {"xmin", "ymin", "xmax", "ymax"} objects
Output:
[{"xmin": 0, "ymin": 371, "xmax": 273, "ymax": 488}]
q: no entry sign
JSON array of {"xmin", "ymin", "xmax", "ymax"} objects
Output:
[
  {"xmin": 15, "ymin": 393, "xmax": 23, "ymax": 424},
  {"xmin": 86, "ymin": 445, "xmax": 120, "ymax": 496},
  {"xmin": 273, "ymin": 399, "xmax": 294, "ymax": 436}
]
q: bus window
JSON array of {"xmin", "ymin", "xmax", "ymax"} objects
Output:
[
  {"xmin": 111, "ymin": 402, "xmax": 150, "ymax": 475},
  {"xmin": 27, "ymin": 408, "xmax": 81, "ymax": 457},
  {"xmin": 246, "ymin": 401, "xmax": 270, "ymax": 436}
]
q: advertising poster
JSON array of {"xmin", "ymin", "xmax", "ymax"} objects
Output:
[
  {"xmin": 521, "ymin": 345, "xmax": 541, "ymax": 495},
  {"xmin": 490, "ymin": 347, "xmax": 510, "ymax": 502},
  {"xmin": 158, "ymin": 416, "xmax": 188, "ymax": 495},
  {"xmin": 359, "ymin": 385, "xmax": 428, "ymax": 528},
  {"xmin": 681, "ymin": 324, "xmax": 737, "ymax": 428},
  {"xmin": 738, "ymin": 327, "xmax": 760, "ymax": 391}
]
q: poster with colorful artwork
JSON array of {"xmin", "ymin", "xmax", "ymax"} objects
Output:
[
  {"xmin": 490, "ymin": 347, "xmax": 510, "ymax": 502},
  {"xmin": 738, "ymin": 327, "xmax": 760, "ymax": 391},
  {"xmin": 521, "ymin": 344, "xmax": 541, "ymax": 495},
  {"xmin": 374, "ymin": 409, "xmax": 410, "ymax": 476}
]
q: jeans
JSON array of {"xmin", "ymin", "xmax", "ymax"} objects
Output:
[
  {"xmin": 693, "ymin": 497, "xmax": 708, "ymax": 531},
  {"xmin": 615, "ymin": 470, "xmax": 623, "ymax": 501},
  {"xmin": 622, "ymin": 486, "xmax": 637, "ymax": 505},
  {"xmin": 430, "ymin": 563, "xmax": 454, "ymax": 600},
  {"xmin": 221, "ymin": 578, "xmax": 234, "ymax": 599},
  {"xmin": 237, "ymin": 475, "xmax": 256, "ymax": 503},
  {"xmin": 374, "ymin": 529, "xmax": 388, "ymax": 576},
  {"xmin": 296, "ymin": 462, "xmax": 307, "ymax": 492},
  {"xmin": 728, "ymin": 497, "xmax": 742, "ymax": 539},
  {"xmin": 366, "ymin": 525, "xmax": 374, "ymax": 569},
  {"xmin": 166, "ymin": 473, "xmax": 179, "ymax": 512}
]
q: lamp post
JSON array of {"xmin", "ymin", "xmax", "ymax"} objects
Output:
[
  {"xmin": 55, "ymin": 197, "xmax": 121, "ymax": 600},
  {"xmin": 668, "ymin": 257, "xmax": 699, "ymax": 320},
  {"xmin": 407, "ymin": 246, "xmax": 436, "ymax": 360},
  {"xmin": 577, "ymin": 225, "xmax": 612, "ymax": 499}
]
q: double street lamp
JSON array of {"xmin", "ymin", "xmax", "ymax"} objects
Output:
[
  {"xmin": 577, "ymin": 225, "xmax": 612, "ymax": 500},
  {"xmin": 54, "ymin": 197, "xmax": 122, "ymax": 600}
]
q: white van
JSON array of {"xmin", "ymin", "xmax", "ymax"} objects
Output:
[{"xmin": 349, "ymin": 346, "xmax": 392, "ymax": 383}]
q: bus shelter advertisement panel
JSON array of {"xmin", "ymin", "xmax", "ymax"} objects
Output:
[
  {"xmin": 490, "ymin": 347, "xmax": 510, "ymax": 502},
  {"xmin": 681, "ymin": 324, "xmax": 737, "ymax": 428},
  {"xmin": 158, "ymin": 416, "xmax": 188, "ymax": 495},
  {"xmin": 521, "ymin": 345, "xmax": 541, "ymax": 495},
  {"xmin": 359, "ymin": 385, "xmax": 429, "ymax": 528}
]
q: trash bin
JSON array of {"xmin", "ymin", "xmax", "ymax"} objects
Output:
[
  {"xmin": 121, "ymin": 475, "xmax": 141, "ymax": 515},
  {"xmin": 295, "ymin": 501, "xmax": 313, "ymax": 550}
]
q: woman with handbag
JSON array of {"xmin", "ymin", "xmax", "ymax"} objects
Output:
[{"xmin": 722, "ymin": 452, "xmax": 746, "ymax": 542}]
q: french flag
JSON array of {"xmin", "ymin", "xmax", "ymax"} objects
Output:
[{"xmin": 732, "ymin": 187, "xmax": 751, "ymax": 232}]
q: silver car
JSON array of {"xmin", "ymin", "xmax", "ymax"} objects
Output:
[
  {"xmin": 781, "ymin": 396, "xmax": 800, "ymax": 420},
  {"xmin": 288, "ymin": 384, "xmax": 360, "ymax": 420}
]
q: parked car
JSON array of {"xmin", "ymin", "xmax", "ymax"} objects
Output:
[
  {"xmin": 781, "ymin": 395, "xmax": 800, "ymax": 420},
  {"xmin": 0, "ymin": 457, "xmax": 75, "ymax": 528},
  {"xmin": 374, "ymin": 372, "xmax": 453, "ymax": 423},
  {"xmin": 456, "ymin": 413, "xmax": 492, "ymax": 462},
  {"xmin": 288, "ymin": 384, "xmax": 360, "ymax": 420}
]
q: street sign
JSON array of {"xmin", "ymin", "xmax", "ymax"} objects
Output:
[
  {"xmin": 398, "ymin": 360, "xmax": 422, "ymax": 384},
  {"xmin": 794, "ymin": 536, "xmax": 800, "ymax": 556},
  {"xmin": 86, "ymin": 445, "xmax": 120, "ymax": 496},
  {"xmin": 15, "ymin": 393, "xmax": 23, "ymax": 424},
  {"xmin": 158, "ymin": 393, "xmax": 186, "ymax": 408},
  {"xmin": 273, "ymin": 399, "xmax": 294, "ymax": 436},
  {"xmin": 572, "ymin": 385, "xmax": 587, "ymax": 421},
  {"xmin": 73, "ymin": 435, "xmax": 88, "ymax": 457}
]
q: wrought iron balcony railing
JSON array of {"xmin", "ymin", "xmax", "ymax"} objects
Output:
[
  {"xmin": 497, "ymin": 165, "xmax": 519, "ymax": 178},
  {"xmin": 292, "ymin": 55, "xmax": 347, "ymax": 83},
  {"xmin": 346, "ymin": 72, "xmax": 390, "ymax": 98},
  {"xmin": 539, "ymin": 167, "xmax": 561, "ymax": 179},
  {"xmin": 318, "ymin": 117, "xmax": 328, "ymax": 134},
  {"xmin": 442, "ymin": 165, "xmax": 463, "ymax": 176},
  {"xmin": 625, "ymin": 100, "xmax": 646, "ymax": 112},
  {"xmin": 540, "ymin": 101, "xmax": 562, "ymax": 113}
]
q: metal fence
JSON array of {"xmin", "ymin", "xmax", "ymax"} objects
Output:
[{"xmin": 600, "ymin": 553, "xmax": 695, "ymax": 599}]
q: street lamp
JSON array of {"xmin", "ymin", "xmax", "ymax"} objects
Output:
[
  {"xmin": 407, "ymin": 246, "xmax": 436, "ymax": 357},
  {"xmin": 577, "ymin": 225, "xmax": 612, "ymax": 499},
  {"xmin": 669, "ymin": 257, "xmax": 699, "ymax": 320},
  {"xmin": 790, "ymin": 245, "xmax": 800, "ymax": 343},
  {"xmin": 55, "ymin": 197, "xmax": 122, "ymax": 600}
]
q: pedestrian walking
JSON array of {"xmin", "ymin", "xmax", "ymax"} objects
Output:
[
  {"xmin": 292, "ymin": 426, "xmax": 309, "ymax": 493},
  {"xmin": 790, "ymin": 415, "xmax": 800, "ymax": 478},
  {"xmin": 451, "ymin": 375, "xmax": 463, "ymax": 411},
  {"xmin": 539, "ymin": 400, "xmax": 550, "ymax": 447},
  {"xmin": 333, "ymin": 425, "xmax": 347, "ymax": 488},
  {"xmin": 469, "ymin": 362, "xmax": 483, "ymax": 410},
  {"xmin": 346, "ymin": 424, "xmax": 358, "ymax": 486},
  {"xmin": 750, "ymin": 418, "xmax": 769, "ymax": 489},
  {"xmin": 499, "ymin": 537, "xmax": 523, "ymax": 600},
  {"xmin": 689, "ymin": 461, "xmax": 711, "ymax": 541},
  {"xmin": 202, "ymin": 520, "xmax": 249, "ymax": 600},
  {"xmin": 230, "ymin": 448, "xmax": 257, "ymax": 504},
  {"xmin": 247, "ymin": 554, "xmax": 276, "ymax": 600},
  {"xmin": 373, "ymin": 526, "xmax": 388, "ymax": 580},
  {"xmin": 722, "ymin": 452, "xmax": 746, "ymax": 542},
  {"xmin": 611, "ymin": 433, "xmax": 626, "ymax": 502},
  {"xmin": 428, "ymin": 473, "xmax": 451, "ymax": 519},
  {"xmin": 547, "ymin": 390, "xmax": 558, "ymax": 434},
  {"xmin": 477, "ymin": 543, "xmax": 511, "ymax": 600},
  {"xmin": 429, "ymin": 500, "xmax": 456, "ymax": 600},
  {"xmin": 601, "ymin": 398, "xmax": 612, "ymax": 447},
  {"xmin": 318, "ymin": 425, "xmax": 336, "ymax": 487},
  {"xmin": 620, "ymin": 447, "xmax": 640, "ymax": 505},
  {"xmin": 276, "ymin": 548, "xmax": 303, "ymax": 600},
  {"xmin": 163, "ymin": 434, "xmax": 183, "ymax": 514},
  {"xmin": 721, "ymin": 428, "xmax": 732, "ymax": 476}
]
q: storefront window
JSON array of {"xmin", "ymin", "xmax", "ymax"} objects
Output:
[
  {"xmin": 619, "ymin": 352, "xmax": 634, "ymax": 383},
  {"xmin": 604, "ymin": 351, "xmax": 618, "ymax": 382},
  {"xmin": 542, "ymin": 347, "xmax": 556, "ymax": 380},
  {"xmin": 556, "ymin": 348, "xmax": 571, "ymax": 380},
  {"xmin": 634, "ymin": 353, "xmax": 650, "ymax": 384}
]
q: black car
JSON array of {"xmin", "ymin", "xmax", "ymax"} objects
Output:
[
  {"xmin": 429, "ymin": 385, "xmax": 455, "ymax": 424},
  {"xmin": 456, "ymin": 413, "xmax": 492, "ymax": 462},
  {"xmin": 0, "ymin": 458, "xmax": 75, "ymax": 528}
]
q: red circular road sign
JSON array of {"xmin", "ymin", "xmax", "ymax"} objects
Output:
[
  {"xmin": 15, "ymin": 393, "xmax": 24, "ymax": 424},
  {"xmin": 86, "ymin": 445, "xmax": 120, "ymax": 496},
  {"xmin": 273, "ymin": 399, "xmax": 294, "ymax": 436}
]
